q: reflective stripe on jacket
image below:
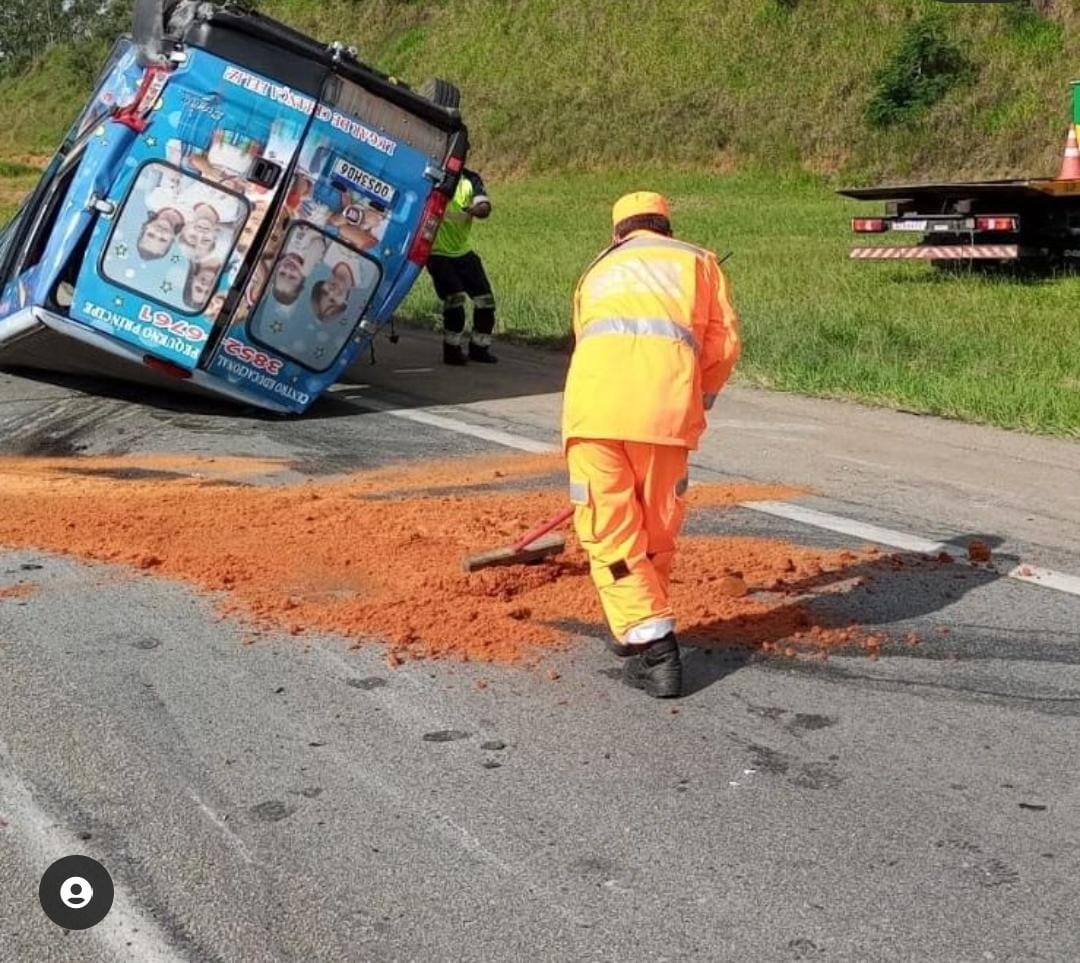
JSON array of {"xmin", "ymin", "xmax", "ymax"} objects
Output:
[{"xmin": 562, "ymin": 230, "xmax": 741, "ymax": 449}]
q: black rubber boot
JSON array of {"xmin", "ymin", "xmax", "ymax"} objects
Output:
[
  {"xmin": 606, "ymin": 638, "xmax": 633, "ymax": 658},
  {"xmin": 622, "ymin": 633, "xmax": 682, "ymax": 699},
  {"xmin": 443, "ymin": 342, "xmax": 468, "ymax": 366},
  {"xmin": 468, "ymin": 342, "xmax": 499, "ymax": 364}
]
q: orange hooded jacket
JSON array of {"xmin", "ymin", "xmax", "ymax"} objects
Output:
[{"xmin": 562, "ymin": 230, "xmax": 741, "ymax": 450}]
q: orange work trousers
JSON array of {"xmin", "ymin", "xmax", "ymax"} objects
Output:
[{"xmin": 566, "ymin": 439, "xmax": 689, "ymax": 644}]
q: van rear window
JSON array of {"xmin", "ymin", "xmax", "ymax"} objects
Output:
[
  {"xmin": 101, "ymin": 162, "xmax": 249, "ymax": 315},
  {"xmin": 246, "ymin": 222, "xmax": 381, "ymax": 372}
]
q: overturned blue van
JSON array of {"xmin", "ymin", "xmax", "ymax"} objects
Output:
[{"xmin": 0, "ymin": 1, "xmax": 468, "ymax": 413}]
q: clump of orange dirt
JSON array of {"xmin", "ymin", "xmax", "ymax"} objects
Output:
[
  {"xmin": 0, "ymin": 452, "xmax": 895, "ymax": 664},
  {"xmin": 0, "ymin": 584, "xmax": 37, "ymax": 600}
]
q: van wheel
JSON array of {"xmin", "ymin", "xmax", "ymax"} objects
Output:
[
  {"xmin": 164, "ymin": 0, "xmax": 218, "ymax": 36},
  {"xmin": 418, "ymin": 79, "xmax": 461, "ymax": 110}
]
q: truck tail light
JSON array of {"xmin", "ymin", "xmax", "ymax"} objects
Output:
[
  {"xmin": 852, "ymin": 218, "xmax": 887, "ymax": 233},
  {"xmin": 407, "ymin": 190, "xmax": 450, "ymax": 267},
  {"xmin": 114, "ymin": 66, "xmax": 170, "ymax": 133},
  {"xmin": 143, "ymin": 355, "xmax": 192, "ymax": 380},
  {"xmin": 446, "ymin": 155, "xmax": 464, "ymax": 174},
  {"xmin": 975, "ymin": 216, "xmax": 1018, "ymax": 233}
]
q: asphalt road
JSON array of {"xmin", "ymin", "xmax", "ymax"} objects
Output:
[{"xmin": 1, "ymin": 329, "xmax": 1079, "ymax": 962}]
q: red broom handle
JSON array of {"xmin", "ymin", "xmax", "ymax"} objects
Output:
[{"xmin": 512, "ymin": 506, "xmax": 575, "ymax": 552}]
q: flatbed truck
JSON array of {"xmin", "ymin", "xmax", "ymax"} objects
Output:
[{"xmin": 843, "ymin": 82, "xmax": 1080, "ymax": 270}]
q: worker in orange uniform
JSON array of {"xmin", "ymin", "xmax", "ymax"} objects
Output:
[{"xmin": 562, "ymin": 192, "xmax": 741, "ymax": 699}]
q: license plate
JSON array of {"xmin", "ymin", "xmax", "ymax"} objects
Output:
[
  {"xmin": 892, "ymin": 219, "xmax": 928, "ymax": 231},
  {"xmin": 331, "ymin": 159, "xmax": 397, "ymax": 204}
]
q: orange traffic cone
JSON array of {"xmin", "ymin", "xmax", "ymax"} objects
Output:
[{"xmin": 1058, "ymin": 127, "xmax": 1080, "ymax": 181}]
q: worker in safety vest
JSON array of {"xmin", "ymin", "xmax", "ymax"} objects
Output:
[
  {"xmin": 562, "ymin": 192, "xmax": 741, "ymax": 699},
  {"xmin": 427, "ymin": 168, "xmax": 498, "ymax": 365}
]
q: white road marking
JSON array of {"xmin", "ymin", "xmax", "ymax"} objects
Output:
[
  {"xmin": 356, "ymin": 398, "xmax": 556, "ymax": 454},
  {"xmin": 0, "ymin": 742, "xmax": 185, "ymax": 962},
  {"xmin": 351, "ymin": 400, "xmax": 1080, "ymax": 601},
  {"xmin": 749, "ymin": 501, "xmax": 1080, "ymax": 595},
  {"xmin": 747, "ymin": 500, "xmax": 945, "ymax": 555},
  {"xmin": 1004, "ymin": 563, "xmax": 1080, "ymax": 596}
]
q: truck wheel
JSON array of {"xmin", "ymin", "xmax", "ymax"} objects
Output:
[{"xmin": 418, "ymin": 79, "xmax": 461, "ymax": 110}]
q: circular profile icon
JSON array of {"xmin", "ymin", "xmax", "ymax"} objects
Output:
[{"xmin": 38, "ymin": 855, "xmax": 114, "ymax": 930}]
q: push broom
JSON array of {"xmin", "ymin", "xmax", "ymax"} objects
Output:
[{"xmin": 461, "ymin": 506, "xmax": 574, "ymax": 573}]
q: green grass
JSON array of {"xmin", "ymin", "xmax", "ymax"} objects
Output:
[
  {"xmin": 0, "ymin": 161, "xmax": 39, "ymax": 178},
  {"xmin": 400, "ymin": 171, "xmax": 1080, "ymax": 436},
  {"xmin": 0, "ymin": 172, "xmax": 40, "ymax": 224},
  {"xmin": 3, "ymin": 1, "xmax": 1080, "ymax": 180}
]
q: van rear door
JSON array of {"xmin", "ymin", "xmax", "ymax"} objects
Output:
[{"xmin": 67, "ymin": 46, "xmax": 312, "ymax": 371}]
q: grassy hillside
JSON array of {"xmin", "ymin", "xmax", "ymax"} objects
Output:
[
  {"xmin": 1, "ymin": 1, "xmax": 1080, "ymax": 180},
  {"xmin": 268, "ymin": 0, "xmax": 1080, "ymax": 180}
]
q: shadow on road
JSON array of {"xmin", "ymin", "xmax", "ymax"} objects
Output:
[
  {"xmin": 335, "ymin": 324, "xmax": 569, "ymax": 409},
  {"xmin": 681, "ymin": 535, "xmax": 1015, "ymax": 697},
  {"xmin": 1, "ymin": 323, "xmax": 570, "ymax": 424}
]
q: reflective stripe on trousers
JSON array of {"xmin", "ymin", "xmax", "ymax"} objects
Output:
[
  {"xmin": 577, "ymin": 317, "xmax": 698, "ymax": 352},
  {"xmin": 625, "ymin": 617, "xmax": 677, "ymax": 646}
]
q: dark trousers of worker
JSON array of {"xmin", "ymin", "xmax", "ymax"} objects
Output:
[
  {"xmin": 566, "ymin": 439, "xmax": 689, "ymax": 644},
  {"xmin": 426, "ymin": 251, "xmax": 496, "ymax": 347}
]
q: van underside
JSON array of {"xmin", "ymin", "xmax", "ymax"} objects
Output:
[{"xmin": 0, "ymin": 310, "xmax": 293, "ymax": 412}]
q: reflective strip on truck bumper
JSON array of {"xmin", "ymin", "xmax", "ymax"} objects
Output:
[{"xmin": 850, "ymin": 245, "xmax": 1020, "ymax": 260}]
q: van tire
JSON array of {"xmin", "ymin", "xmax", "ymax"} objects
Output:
[
  {"xmin": 418, "ymin": 78, "xmax": 461, "ymax": 110},
  {"xmin": 164, "ymin": 0, "xmax": 215, "ymax": 36}
]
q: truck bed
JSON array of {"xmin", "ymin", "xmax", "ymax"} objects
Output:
[{"xmin": 840, "ymin": 178, "xmax": 1080, "ymax": 203}]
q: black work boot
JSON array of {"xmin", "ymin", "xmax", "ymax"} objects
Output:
[
  {"xmin": 622, "ymin": 633, "xmax": 682, "ymax": 699},
  {"xmin": 468, "ymin": 342, "xmax": 499, "ymax": 364},
  {"xmin": 443, "ymin": 342, "xmax": 468, "ymax": 366},
  {"xmin": 606, "ymin": 638, "xmax": 633, "ymax": 658}
]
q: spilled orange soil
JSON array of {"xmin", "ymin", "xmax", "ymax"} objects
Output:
[
  {"xmin": 0, "ymin": 453, "xmax": 291, "ymax": 486},
  {"xmin": 0, "ymin": 452, "xmax": 907, "ymax": 664},
  {"xmin": 0, "ymin": 583, "xmax": 37, "ymax": 600}
]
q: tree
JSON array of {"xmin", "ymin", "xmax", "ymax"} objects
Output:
[{"xmin": 0, "ymin": 0, "xmax": 130, "ymax": 76}]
